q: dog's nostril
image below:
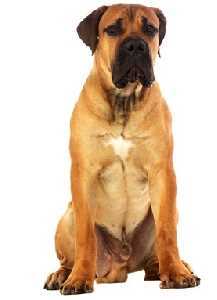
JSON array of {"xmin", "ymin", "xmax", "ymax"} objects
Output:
[
  {"xmin": 126, "ymin": 43, "xmax": 134, "ymax": 52},
  {"xmin": 138, "ymin": 43, "xmax": 145, "ymax": 51}
]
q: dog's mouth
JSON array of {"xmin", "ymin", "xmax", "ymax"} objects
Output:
[
  {"xmin": 113, "ymin": 65, "xmax": 154, "ymax": 89},
  {"xmin": 112, "ymin": 38, "xmax": 155, "ymax": 89}
]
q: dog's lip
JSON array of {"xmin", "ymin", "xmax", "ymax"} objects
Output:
[
  {"xmin": 112, "ymin": 59, "xmax": 155, "ymax": 88},
  {"xmin": 113, "ymin": 69, "xmax": 154, "ymax": 88},
  {"xmin": 115, "ymin": 66, "xmax": 145, "ymax": 84},
  {"xmin": 113, "ymin": 65, "xmax": 144, "ymax": 81},
  {"xmin": 126, "ymin": 67, "xmax": 141, "ymax": 81}
]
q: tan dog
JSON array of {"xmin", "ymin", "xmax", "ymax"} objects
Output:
[{"xmin": 44, "ymin": 4, "xmax": 200, "ymax": 294}]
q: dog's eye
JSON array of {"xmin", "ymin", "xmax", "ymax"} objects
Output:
[
  {"xmin": 142, "ymin": 18, "xmax": 158, "ymax": 37},
  {"xmin": 105, "ymin": 25, "xmax": 121, "ymax": 36},
  {"xmin": 144, "ymin": 24, "xmax": 158, "ymax": 37},
  {"xmin": 104, "ymin": 19, "xmax": 123, "ymax": 37}
]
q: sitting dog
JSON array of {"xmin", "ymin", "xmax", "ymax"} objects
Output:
[{"xmin": 44, "ymin": 4, "xmax": 200, "ymax": 294}]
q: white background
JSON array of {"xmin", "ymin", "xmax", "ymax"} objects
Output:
[{"xmin": 0, "ymin": 0, "xmax": 216, "ymax": 299}]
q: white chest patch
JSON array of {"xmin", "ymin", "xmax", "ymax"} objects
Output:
[{"xmin": 106, "ymin": 136, "xmax": 133, "ymax": 160}]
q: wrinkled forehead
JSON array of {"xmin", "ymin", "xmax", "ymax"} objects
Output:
[{"xmin": 99, "ymin": 4, "xmax": 159, "ymax": 32}]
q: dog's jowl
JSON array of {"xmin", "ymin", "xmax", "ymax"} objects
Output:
[{"xmin": 44, "ymin": 4, "xmax": 200, "ymax": 294}]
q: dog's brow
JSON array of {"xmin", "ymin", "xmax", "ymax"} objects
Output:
[
  {"xmin": 104, "ymin": 18, "xmax": 123, "ymax": 33},
  {"xmin": 109, "ymin": 18, "xmax": 122, "ymax": 28},
  {"xmin": 142, "ymin": 17, "xmax": 157, "ymax": 29},
  {"xmin": 127, "ymin": 6, "xmax": 134, "ymax": 21}
]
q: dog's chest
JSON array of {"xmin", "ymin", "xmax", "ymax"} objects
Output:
[
  {"xmin": 96, "ymin": 134, "xmax": 150, "ymax": 240},
  {"xmin": 105, "ymin": 135, "xmax": 133, "ymax": 160}
]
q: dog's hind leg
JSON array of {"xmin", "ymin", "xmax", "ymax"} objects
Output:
[
  {"xmin": 144, "ymin": 255, "xmax": 160, "ymax": 281},
  {"xmin": 44, "ymin": 202, "xmax": 75, "ymax": 290}
]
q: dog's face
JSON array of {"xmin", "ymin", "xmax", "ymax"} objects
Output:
[{"xmin": 77, "ymin": 4, "xmax": 166, "ymax": 89}]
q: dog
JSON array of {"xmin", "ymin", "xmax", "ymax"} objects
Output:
[{"xmin": 44, "ymin": 4, "xmax": 200, "ymax": 294}]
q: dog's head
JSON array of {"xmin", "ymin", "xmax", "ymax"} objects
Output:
[{"xmin": 77, "ymin": 4, "xmax": 166, "ymax": 89}]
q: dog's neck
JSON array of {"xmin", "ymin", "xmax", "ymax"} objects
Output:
[
  {"xmin": 84, "ymin": 67, "xmax": 154, "ymax": 125},
  {"xmin": 91, "ymin": 59, "xmax": 151, "ymax": 124},
  {"xmin": 108, "ymin": 82, "xmax": 145, "ymax": 125}
]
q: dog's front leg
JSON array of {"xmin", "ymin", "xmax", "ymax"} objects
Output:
[
  {"xmin": 60, "ymin": 161, "xmax": 97, "ymax": 295},
  {"xmin": 149, "ymin": 165, "xmax": 200, "ymax": 289}
]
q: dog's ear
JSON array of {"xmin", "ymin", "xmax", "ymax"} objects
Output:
[
  {"xmin": 77, "ymin": 6, "xmax": 108, "ymax": 54},
  {"xmin": 152, "ymin": 8, "xmax": 166, "ymax": 46}
]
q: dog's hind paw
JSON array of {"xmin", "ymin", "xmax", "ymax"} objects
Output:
[{"xmin": 44, "ymin": 267, "xmax": 71, "ymax": 290}]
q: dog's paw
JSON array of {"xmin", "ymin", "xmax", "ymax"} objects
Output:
[
  {"xmin": 43, "ymin": 267, "xmax": 71, "ymax": 290},
  {"xmin": 160, "ymin": 274, "xmax": 200, "ymax": 289},
  {"xmin": 60, "ymin": 272, "xmax": 94, "ymax": 295},
  {"xmin": 160, "ymin": 261, "xmax": 200, "ymax": 289}
]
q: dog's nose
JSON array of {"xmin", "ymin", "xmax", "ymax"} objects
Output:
[{"xmin": 123, "ymin": 38, "xmax": 147, "ymax": 55}]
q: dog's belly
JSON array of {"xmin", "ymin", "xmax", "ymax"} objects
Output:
[{"xmin": 95, "ymin": 135, "xmax": 151, "ymax": 240}]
